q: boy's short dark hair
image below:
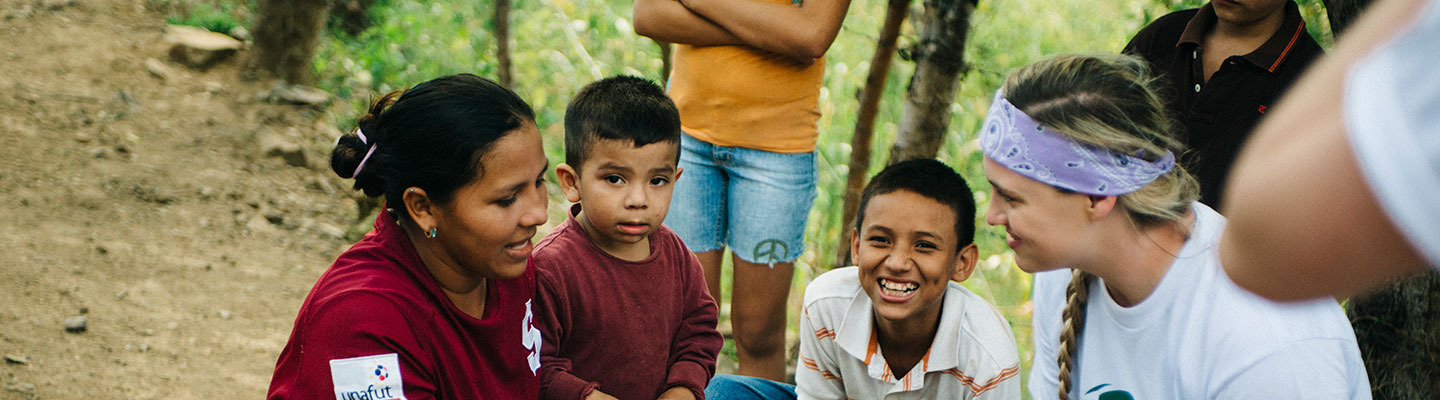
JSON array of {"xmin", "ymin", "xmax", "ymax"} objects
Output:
[
  {"xmin": 856, "ymin": 159, "xmax": 977, "ymax": 248},
  {"xmin": 564, "ymin": 76, "xmax": 682, "ymax": 168}
]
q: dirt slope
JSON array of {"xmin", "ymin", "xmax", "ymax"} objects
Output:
[{"xmin": 0, "ymin": 1, "xmax": 364, "ymax": 398}]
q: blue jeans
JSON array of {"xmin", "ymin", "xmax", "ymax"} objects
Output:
[
  {"xmin": 706, "ymin": 374, "xmax": 797, "ymax": 400},
  {"xmin": 663, "ymin": 133, "xmax": 817, "ymax": 264}
]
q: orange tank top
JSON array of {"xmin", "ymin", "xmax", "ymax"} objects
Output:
[{"xmin": 668, "ymin": 43, "xmax": 825, "ymax": 153}]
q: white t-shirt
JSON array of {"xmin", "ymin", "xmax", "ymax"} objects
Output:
[
  {"xmin": 796, "ymin": 267, "xmax": 1021, "ymax": 399},
  {"xmin": 1027, "ymin": 203, "xmax": 1371, "ymax": 399},
  {"xmin": 1344, "ymin": 0, "xmax": 1440, "ymax": 270}
]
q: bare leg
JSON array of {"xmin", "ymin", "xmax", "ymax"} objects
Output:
[
  {"xmin": 695, "ymin": 250, "xmax": 724, "ymax": 307},
  {"xmin": 730, "ymin": 256, "xmax": 794, "ymax": 381}
]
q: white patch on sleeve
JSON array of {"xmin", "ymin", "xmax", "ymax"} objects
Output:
[
  {"xmin": 330, "ymin": 353, "xmax": 407, "ymax": 400},
  {"xmin": 523, "ymin": 299, "xmax": 542, "ymax": 375}
]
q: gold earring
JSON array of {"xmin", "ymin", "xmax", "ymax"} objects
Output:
[{"xmin": 426, "ymin": 226, "xmax": 437, "ymax": 239}]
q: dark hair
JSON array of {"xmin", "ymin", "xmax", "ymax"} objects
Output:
[
  {"xmin": 563, "ymin": 75, "xmax": 681, "ymax": 168},
  {"xmin": 330, "ymin": 73, "xmax": 536, "ymax": 219},
  {"xmin": 855, "ymin": 159, "xmax": 977, "ymax": 248}
]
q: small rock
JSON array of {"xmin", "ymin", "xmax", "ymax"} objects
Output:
[
  {"xmin": 144, "ymin": 58, "xmax": 174, "ymax": 81},
  {"xmin": 264, "ymin": 209, "xmax": 286, "ymax": 225},
  {"xmin": 140, "ymin": 329, "xmax": 155, "ymax": 336},
  {"xmin": 166, "ymin": 322, "xmax": 178, "ymax": 330},
  {"xmin": 4, "ymin": 354, "xmax": 27, "ymax": 365},
  {"xmin": 217, "ymin": 310, "xmax": 232, "ymax": 320},
  {"xmin": 268, "ymin": 82, "xmax": 329, "ymax": 105},
  {"xmin": 203, "ymin": 81, "xmax": 225, "ymax": 94},
  {"xmin": 246, "ymin": 214, "xmax": 277, "ymax": 234},
  {"xmin": 41, "ymin": 0, "xmax": 77, "ymax": 10},
  {"xmin": 6, "ymin": 5, "xmax": 35, "ymax": 20},
  {"xmin": 115, "ymin": 290, "xmax": 128, "ymax": 300},
  {"xmin": 257, "ymin": 134, "xmax": 308, "ymax": 167},
  {"xmin": 63, "ymin": 316, "xmax": 87, "ymax": 333},
  {"xmin": 139, "ymin": 344, "xmax": 150, "ymax": 352},
  {"xmin": 3, "ymin": 380, "xmax": 36, "ymax": 399},
  {"xmin": 228, "ymin": 25, "xmax": 251, "ymax": 41},
  {"xmin": 315, "ymin": 223, "xmax": 346, "ymax": 240},
  {"xmin": 111, "ymin": 90, "xmax": 141, "ymax": 116},
  {"xmin": 164, "ymin": 25, "xmax": 242, "ymax": 70}
]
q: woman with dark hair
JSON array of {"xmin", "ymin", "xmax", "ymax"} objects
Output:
[{"xmin": 267, "ymin": 74, "xmax": 549, "ymax": 399}]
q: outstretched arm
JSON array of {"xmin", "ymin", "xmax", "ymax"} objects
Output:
[
  {"xmin": 1219, "ymin": 0, "xmax": 1431, "ymax": 301},
  {"xmin": 632, "ymin": 0, "xmax": 745, "ymax": 46},
  {"xmin": 679, "ymin": 0, "xmax": 852, "ymax": 60}
]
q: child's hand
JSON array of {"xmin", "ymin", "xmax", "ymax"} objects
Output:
[
  {"xmin": 584, "ymin": 389, "xmax": 620, "ymax": 400},
  {"xmin": 657, "ymin": 386, "xmax": 697, "ymax": 400}
]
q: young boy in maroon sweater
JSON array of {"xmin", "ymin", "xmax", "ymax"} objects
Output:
[{"xmin": 532, "ymin": 76, "xmax": 723, "ymax": 400}]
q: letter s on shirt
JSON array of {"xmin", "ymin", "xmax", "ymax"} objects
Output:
[{"xmin": 523, "ymin": 299, "xmax": 542, "ymax": 375}]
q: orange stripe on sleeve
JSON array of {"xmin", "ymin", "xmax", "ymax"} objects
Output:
[{"xmin": 972, "ymin": 366, "xmax": 1022, "ymax": 396}]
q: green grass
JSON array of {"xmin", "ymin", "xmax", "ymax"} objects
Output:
[
  {"xmin": 279, "ymin": 0, "xmax": 1334, "ymax": 398},
  {"xmin": 163, "ymin": 0, "xmax": 254, "ymax": 34}
]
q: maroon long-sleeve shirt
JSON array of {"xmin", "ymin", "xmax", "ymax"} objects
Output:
[
  {"xmin": 268, "ymin": 210, "xmax": 542, "ymax": 400},
  {"xmin": 532, "ymin": 211, "xmax": 722, "ymax": 400}
]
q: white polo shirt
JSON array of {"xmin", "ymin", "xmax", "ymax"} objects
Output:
[{"xmin": 795, "ymin": 267, "xmax": 1021, "ymax": 399}]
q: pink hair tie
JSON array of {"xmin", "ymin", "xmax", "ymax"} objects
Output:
[{"xmin": 350, "ymin": 128, "xmax": 378, "ymax": 178}]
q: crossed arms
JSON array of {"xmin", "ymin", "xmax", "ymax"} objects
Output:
[{"xmin": 632, "ymin": 0, "xmax": 852, "ymax": 62}]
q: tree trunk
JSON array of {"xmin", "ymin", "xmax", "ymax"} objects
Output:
[
  {"xmin": 1348, "ymin": 273, "xmax": 1440, "ymax": 399},
  {"xmin": 495, "ymin": 0, "xmax": 513, "ymax": 89},
  {"xmin": 886, "ymin": 0, "xmax": 976, "ymax": 164},
  {"xmin": 330, "ymin": 0, "xmax": 374, "ymax": 36},
  {"xmin": 835, "ymin": 0, "xmax": 909, "ymax": 268},
  {"xmin": 247, "ymin": 0, "xmax": 330, "ymax": 85},
  {"xmin": 1322, "ymin": 0, "xmax": 1370, "ymax": 37}
]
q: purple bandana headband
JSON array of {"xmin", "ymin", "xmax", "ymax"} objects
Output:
[{"xmin": 980, "ymin": 90, "xmax": 1175, "ymax": 196}]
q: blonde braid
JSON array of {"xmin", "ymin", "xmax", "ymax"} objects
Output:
[{"xmin": 1056, "ymin": 269, "xmax": 1093, "ymax": 400}]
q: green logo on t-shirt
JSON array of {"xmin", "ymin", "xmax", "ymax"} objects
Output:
[{"xmin": 1086, "ymin": 384, "xmax": 1134, "ymax": 400}]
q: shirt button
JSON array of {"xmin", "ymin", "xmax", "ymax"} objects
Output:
[{"xmin": 1194, "ymin": 84, "xmax": 1202, "ymax": 93}]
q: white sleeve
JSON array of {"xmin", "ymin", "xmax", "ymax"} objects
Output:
[
  {"xmin": 1026, "ymin": 270, "xmax": 1069, "ymax": 399},
  {"xmin": 1344, "ymin": 0, "xmax": 1440, "ymax": 269},
  {"xmin": 795, "ymin": 305, "xmax": 846, "ymax": 400},
  {"xmin": 1214, "ymin": 338, "xmax": 1372, "ymax": 400}
]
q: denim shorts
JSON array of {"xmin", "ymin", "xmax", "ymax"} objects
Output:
[{"xmin": 663, "ymin": 133, "xmax": 817, "ymax": 264}]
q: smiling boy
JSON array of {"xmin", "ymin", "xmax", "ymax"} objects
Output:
[
  {"xmin": 709, "ymin": 159, "xmax": 1020, "ymax": 400},
  {"xmin": 532, "ymin": 76, "xmax": 722, "ymax": 400}
]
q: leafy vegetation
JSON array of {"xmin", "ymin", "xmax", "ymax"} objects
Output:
[{"xmin": 161, "ymin": 0, "xmax": 254, "ymax": 34}]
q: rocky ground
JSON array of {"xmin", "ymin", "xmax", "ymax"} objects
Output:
[{"xmin": 0, "ymin": 1, "xmax": 376, "ymax": 398}]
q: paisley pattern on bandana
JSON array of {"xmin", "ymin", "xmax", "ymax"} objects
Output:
[{"xmin": 980, "ymin": 90, "xmax": 1174, "ymax": 196}]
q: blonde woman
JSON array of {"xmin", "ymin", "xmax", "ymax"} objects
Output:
[{"xmin": 979, "ymin": 55, "xmax": 1370, "ymax": 399}]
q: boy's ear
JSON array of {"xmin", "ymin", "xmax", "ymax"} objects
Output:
[
  {"xmin": 673, "ymin": 166, "xmax": 683, "ymax": 183},
  {"xmin": 555, "ymin": 163, "xmax": 582, "ymax": 203},
  {"xmin": 951, "ymin": 243, "xmax": 979, "ymax": 282},
  {"xmin": 1086, "ymin": 195, "xmax": 1119, "ymax": 221},
  {"xmin": 403, "ymin": 187, "xmax": 439, "ymax": 234}
]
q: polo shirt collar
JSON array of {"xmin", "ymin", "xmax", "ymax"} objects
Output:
[
  {"xmin": 1176, "ymin": 1, "xmax": 1309, "ymax": 73},
  {"xmin": 835, "ymin": 283, "xmax": 970, "ymax": 384}
]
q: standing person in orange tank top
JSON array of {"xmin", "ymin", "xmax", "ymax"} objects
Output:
[{"xmin": 633, "ymin": 0, "xmax": 852, "ymax": 382}]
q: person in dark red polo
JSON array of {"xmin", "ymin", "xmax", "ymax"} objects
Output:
[{"xmin": 1124, "ymin": 0, "xmax": 1323, "ymax": 209}]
